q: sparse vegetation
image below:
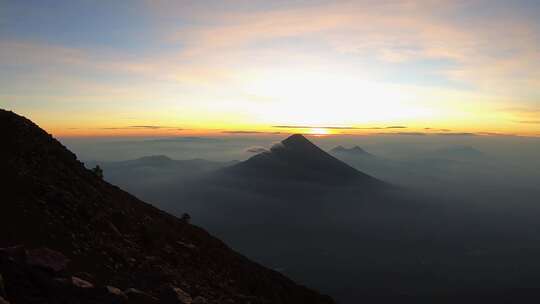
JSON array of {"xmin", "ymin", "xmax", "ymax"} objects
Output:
[{"xmin": 91, "ymin": 165, "xmax": 103, "ymax": 179}]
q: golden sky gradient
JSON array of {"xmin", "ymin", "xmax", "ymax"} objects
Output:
[{"xmin": 1, "ymin": 1, "xmax": 539, "ymax": 137}]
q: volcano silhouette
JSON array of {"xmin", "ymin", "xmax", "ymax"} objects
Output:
[{"xmin": 226, "ymin": 134, "xmax": 384, "ymax": 186}]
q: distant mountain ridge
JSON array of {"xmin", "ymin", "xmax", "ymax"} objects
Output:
[
  {"xmin": 87, "ymin": 155, "xmax": 222, "ymax": 170},
  {"xmin": 430, "ymin": 145, "xmax": 484, "ymax": 160},
  {"xmin": 0, "ymin": 109, "xmax": 334, "ymax": 304},
  {"xmin": 120, "ymin": 155, "xmax": 174, "ymax": 166},
  {"xmin": 330, "ymin": 145, "xmax": 375, "ymax": 158}
]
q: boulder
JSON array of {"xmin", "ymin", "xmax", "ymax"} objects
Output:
[
  {"xmin": 124, "ymin": 288, "xmax": 159, "ymax": 304},
  {"xmin": 26, "ymin": 247, "xmax": 69, "ymax": 273},
  {"xmin": 159, "ymin": 285, "xmax": 192, "ymax": 304},
  {"xmin": 71, "ymin": 276, "xmax": 94, "ymax": 289},
  {"xmin": 91, "ymin": 285, "xmax": 128, "ymax": 304},
  {"xmin": 74, "ymin": 272, "xmax": 95, "ymax": 282},
  {"xmin": 106, "ymin": 285, "xmax": 127, "ymax": 298}
]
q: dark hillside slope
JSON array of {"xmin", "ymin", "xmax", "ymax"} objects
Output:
[{"xmin": 0, "ymin": 109, "xmax": 334, "ymax": 304}]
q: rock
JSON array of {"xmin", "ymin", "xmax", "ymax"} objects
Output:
[
  {"xmin": 73, "ymin": 271, "xmax": 94, "ymax": 283},
  {"xmin": 106, "ymin": 285, "xmax": 127, "ymax": 299},
  {"xmin": 108, "ymin": 221, "xmax": 123, "ymax": 237},
  {"xmin": 0, "ymin": 296, "xmax": 10, "ymax": 304},
  {"xmin": 71, "ymin": 276, "xmax": 94, "ymax": 289},
  {"xmin": 93, "ymin": 285, "xmax": 128, "ymax": 303},
  {"xmin": 192, "ymin": 296, "xmax": 207, "ymax": 304},
  {"xmin": 159, "ymin": 285, "xmax": 192, "ymax": 304},
  {"xmin": 124, "ymin": 288, "xmax": 158, "ymax": 304},
  {"xmin": 176, "ymin": 241, "xmax": 197, "ymax": 250},
  {"xmin": 26, "ymin": 247, "xmax": 69, "ymax": 273},
  {"xmin": 53, "ymin": 277, "xmax": 69, "ymax": 285}
]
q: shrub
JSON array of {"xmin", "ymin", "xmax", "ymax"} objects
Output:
[{"xmin": 91, "ymin": 165, "xmax": 104, "ymax": 179}]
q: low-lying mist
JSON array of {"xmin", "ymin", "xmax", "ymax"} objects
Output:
[{"xmin": 64, "ymin": 134, "xmax": 540, "ymax": 303}]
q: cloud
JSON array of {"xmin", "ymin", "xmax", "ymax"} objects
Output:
[
  {"xmin": 477, "ymin": 132, "xmax": 516, "ymax": 137},
  {"xmin": 500, "ymin": 106, "xmax": 540, "ymax": 114},
  {"xmin": 516, "ymin": 120, "xmax": 540, "ymax": 124},
  {"xmin": 270, "ymin": 142, "xmax": 285, "ymax": 151},
  {"xmin": 376, "ymin": 131, "xmax": 524, "ymax": 137},
  {"xmin": 126, "ymin": 137, "xmax": 221, "ymax": 144},
  {"xmin": 222, "ymin": 130, "xmax": 282, "ymax": 134},
  {"xmin": 98, "ymin": 125, "xmax": 181, "ymax": 130},
  {"xmin": 499, "ymin": 107, "xmax": 540, "ymax": 126},
  {"xmin": 424, "ymin": 128, "xmax": 452, "ymax": 131},
  {"xmin": 387, "ymin": 132, "xmax": 427, "ymax": 136},
  {"xmin": 434, "ymin": 132, "xmax": 477, "ymax": 136},
  {"xmin": 378, "ymin": 132, "xmax": 477, "ymax": 136},
  {"xmin": 3, "ymin": 2, "xmax": 540, "ymax": 136},
  {"xmin": 272, "ymin": 125, "xmax": 407, "ymax": 130},
  {"xmin": 165, "ymin": 1, "xmax": 540, "ymax": 96},
  {"xmin": 129, "ymin": 125, "xmax": 177, "ymax": 129},
  {"xmin": 244, "ymin": 146, "xmax": 269, "ymax": 154},
  {"xmin": 222, "ymin": 130, "xmax": 264, "ymax": 134}
]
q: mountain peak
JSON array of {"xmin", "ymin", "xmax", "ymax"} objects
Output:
[
  {"xmin": 282, "ymin": 133, "xmax": 311, "ymax": 146},
  {"xmin": 331, "ymin": 145, "xmax": 373, "ymax": 157},
  {"xmin": 351, "ymin": 146, "xmax": 368, "ymax": 153},
  {"xmin": 227, "ymin": 133, "xmax": 384, "ymax": 186},
  {"xmin": 430, "ymin": 145, "xmax": 484, "ymax": 159},
  {"xmin": 273, "ymin": 134, "xmax": 320, "ymax": 154}
]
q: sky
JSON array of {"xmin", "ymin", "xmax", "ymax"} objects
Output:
[{"xmin": 1, "ymin": 0, "xmax": 540, "ymax": 137}]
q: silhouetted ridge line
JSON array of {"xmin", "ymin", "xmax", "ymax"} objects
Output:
[
  {"xmin": 0, "ymin": 109, "xmax": 334, "ymax": 304},
  {"xmin": 281, "ymin": 133, "xmax": 316, "ymax": 147}
]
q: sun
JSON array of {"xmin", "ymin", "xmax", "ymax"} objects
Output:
[{"xmin": 308, "ymin": 128, "xmax": 331, "ymax": 135}]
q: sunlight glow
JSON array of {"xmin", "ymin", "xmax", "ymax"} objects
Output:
[
  {"xmin": 308, "ymin": 128, "xmax": 331, "ymax": 135},
  {"xmin": 5, "ymin": 1, "xmax": 539, "ymax": 137},
  {"xmin": 243, "ymin": 70, "xmax": 438, "ymax": 127}
]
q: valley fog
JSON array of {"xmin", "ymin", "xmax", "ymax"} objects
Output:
[
  {"xmin": 64, "ymin": 134, "xmax": 540, "ymax": 303},
  {"xmin": 64, "ymin": 134, "xmax": 540, "ymax": 199}
]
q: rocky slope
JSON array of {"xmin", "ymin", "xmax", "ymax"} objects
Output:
[{"xmin": 0, "ymin": 109, "xmax": 334, "ymax": 304}]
